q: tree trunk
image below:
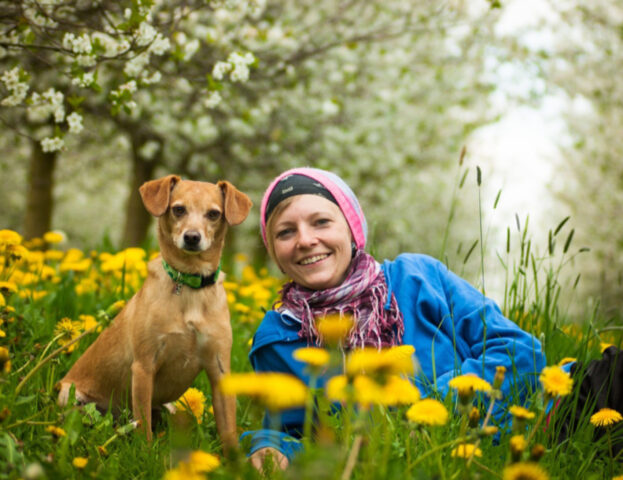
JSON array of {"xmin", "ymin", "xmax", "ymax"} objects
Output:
[
  {"xmin": 22, "ymin": 140, "xmax": 58, "ymax": 239},
  {"xmin": 121, "ymin": 132, "xmax": 160, "ymax": 247}
]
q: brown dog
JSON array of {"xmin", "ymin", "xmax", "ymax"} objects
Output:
[{"xmin": 58, "ymin": 175, "xmax": 252, "ymax": 449}]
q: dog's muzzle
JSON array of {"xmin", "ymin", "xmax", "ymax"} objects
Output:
[{"xmin": 182, "ymin": 231, "xmax": 202, "ymax": 251}]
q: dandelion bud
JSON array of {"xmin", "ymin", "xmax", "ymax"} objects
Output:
[
  {"xmin": 493, "ymin": 365, "xmax": 506, "ymax": 390},
  {"xmin": 479, "ymin": 425, "xmax": 498, "ymax": 437},
  {"xmin": 468, "ymin": 406, "xmax": 480, "ymax": 428},
  {"xmin": 510, "ymin": 434, "xmax": 527, "ymax": 462},
  {"xmin": 0, "ymin": 406, "xmax": 10, "ymax": 421},
  {"xmin": 529, "ymin": 444, "xmax": 546, "ymax": 462}
]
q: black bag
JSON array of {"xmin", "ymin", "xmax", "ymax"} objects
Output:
[{"xmin": 557, "ymin": 346, "xmax": 623, "ymax": 457}]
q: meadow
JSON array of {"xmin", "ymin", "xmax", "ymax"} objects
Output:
[{"xmin": 0, "ymin": 225, "xmax": 622, "ymax": 480}]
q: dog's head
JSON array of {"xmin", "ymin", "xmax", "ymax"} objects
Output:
[{"xmin": 139, "ymin": 175, "xmax": 252, "ymax": 256}]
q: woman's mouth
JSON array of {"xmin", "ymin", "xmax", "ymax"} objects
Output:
[{"xmin": 298, "ymin": 253, "xmax": 330, "ymax": 265}]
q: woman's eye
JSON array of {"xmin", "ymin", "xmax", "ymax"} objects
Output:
[
  {"xmin": 172, "ymin": 206, "xmax": 186, "ymax": 217},
  {"xmin": 315, "ymin": 218, "xmax": 330, "ymax": 226},
  {"xmin": 276, "ymin": 228, "xmax": 293, "ymax": 239},
  {"xmin": 206, "ymin": 210, "xmax": 221, "ymax": 221}
]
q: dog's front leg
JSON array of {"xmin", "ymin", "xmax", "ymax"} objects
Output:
[
  {"xmin": 206, "ymin": 354, "xmax": 237, "ymax": 453},
  {"xmin": 131, "ymin": 361, "xmax": 154, "ymax": 441}
]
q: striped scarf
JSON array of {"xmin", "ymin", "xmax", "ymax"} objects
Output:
[{"xmin": 278, "ymin": 250, "xmax": 404, "ymax": 349}]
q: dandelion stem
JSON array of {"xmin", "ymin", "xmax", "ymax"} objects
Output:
[
  {"xmin": 15, "ymin": 325, "xmax": 98, "ymax": 396},
  {"xmin": 408, "ymin": 436, "xmax": 469, "ymax": 470},
  {"xmin": 5, "ymin": 407, "xmax": 53, "ymax": 429},
  {"xmin": 341, "ymin": 434, "xmax": 362, "ymax": 480}
]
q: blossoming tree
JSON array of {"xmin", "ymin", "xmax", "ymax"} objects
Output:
[{"xmin": 1, "ymin": 0, "xmax": 500, "ymax": 259}]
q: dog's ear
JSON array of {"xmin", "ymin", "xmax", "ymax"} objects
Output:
[
  {"xmin": 139, "ymin": 175, "xmax": 181, "ymax": 217},
  {"xmin": 217, "ymin": 181, "xmax": 253, "ymax": 226}
]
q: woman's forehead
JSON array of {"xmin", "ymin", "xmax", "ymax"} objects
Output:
[{"xmin": 275, "ymin": 194, "xmax": 343, "ymax": 221}]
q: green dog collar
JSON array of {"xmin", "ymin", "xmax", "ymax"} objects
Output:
[{"xmin": 162, "ymin": 259, "xmax": 221, "ymax": 290}]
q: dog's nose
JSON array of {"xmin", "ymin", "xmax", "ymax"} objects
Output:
[{"xmin": 183, "ymin": 231, "xmax": 202, "ymax": 248}]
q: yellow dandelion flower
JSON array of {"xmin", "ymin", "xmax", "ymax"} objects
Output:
[
  {"xmin": 72, "ymin": 457, "xmax": 88, "ymax": 469},
  {"xmin": 53, "ymin": 318, "xmax": 81, "ymax": 352},
  {"xmin": 0, "ymin": 295, "xmax": 4, "ymax": 309},
  {"xmin": 326, "ymin": 375, "xmax": 349, "ymax": 403},
  {"xmin": 234, "ymin": 253, "xmax": 249, "ymax": 263},
  {"xmin": 163, "ymin": 466, "xmax": 203, "ymax": 480},
  {"xmin": 539, "ymin": 366, "xmax": 573, "ymax": 397},
  {"xmin": 0, "ymin": 230, "xmax": 22, "ymax": 246},
  {"xmin": 557, "ymin": 357, "xmax": 576, "ymax": 367},
  {"xmin": 406, "ymin": 398, "xmax": 449, "ymax": 426},
  {"xmin": 0, "ymin": 346, "xmax": 10, "ymax": 373},
  {"xmin": 44, "ymin": 250, "xmax": 65, "ymax": 261},
  {"xmin": 451, "ymin": 443, "xmax": 482, "ymax": 459},
  {"xmin": 502, "ymin": 462, "xmax": 549, "ymax": 480},
  {"xmin": 106, "ymin": 300, "xmax": 126, "ymax": 317},
  {"xmin": 175, "ymin": 388, "xmax": 206, "ymax": 424},
  {"xmin": 43, "ymin": 231, "xmax": 66, "ymax": 244},
  {"xmin": 346, "ymin": 346, "xmax": 415, "ymax": 377},
  {"xmin": 382, "ymin": 375, "xmax": 421, "ymax": 406},
  {"xmin": 220, "ymin": 372, "xmax": 307, "ymax": 411},
  {"xmin": 590, "ymin": 408, "xmax": 623, "ymax": 428},
  {"xmin": 46, "ymin": 425, "xmax": 67, "ymax": 438},
  {"xmin": 510, "ymin": 434, "xmax": 527, "ymax": 454},
  {"xmin": 316, "ymin": 313, "xmax": 354, "ymax": 345},
  {"xmin": 78, "ymin": 314, "xmax": 99, "ymax": 332},
  {"xmin": 0, "ymin": 281, "xmax": 18, "ymax": 295},
  {"xmin": 7, "ymin": 244, "xmax": 29, "ymax": 261},
  {"xmin": 509, "ymin": 405, "xmax": 536, "ymax": 420},
  {"xmin": 612, "ymin": 476, "xmax": 623, "ymax": 480},
  {"xmin": 293, "ymin": 347, "xmax": 330, "ymax": 368},
  {"xmin": 601, "ymin": 342, "xmax": 615, "ymax": 353},
  {"xmin": 448, "ymin": 373, "xmax": 491, "ymax": 397},
  {"xmin": 187, "ymin": 450, "xmax": 220, "ymax": 473},
  {"xmin": 59, "ymin": 258, "xmax": 92, "ymax": 273}
]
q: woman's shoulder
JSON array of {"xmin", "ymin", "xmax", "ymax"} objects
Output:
[
  {"xmin": 383, "ymin": 252, "xmax": 447, "ymax": 277},
  {"xmin": 250, "ymin": 309, "xmax": 304, "ymax": 355}
]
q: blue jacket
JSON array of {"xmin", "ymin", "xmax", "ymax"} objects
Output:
[{"xmin": 242, "ymin": 253, "xmax": 546, "ymax": 459}]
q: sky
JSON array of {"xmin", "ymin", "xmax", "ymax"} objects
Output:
[{"xmin": 468, "ymin": 0, "xmax": 569, "ymax": 243}]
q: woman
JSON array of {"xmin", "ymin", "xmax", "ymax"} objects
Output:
[{"xmin": 243, "ymin": 167, "xmax": 621, "ymax": 470}]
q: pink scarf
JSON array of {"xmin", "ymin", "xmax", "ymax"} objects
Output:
[{"xmin": 278, "ymin": 250, "xmax": 404, "ymax": 349}]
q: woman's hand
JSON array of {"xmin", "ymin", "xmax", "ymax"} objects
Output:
[{"xmin": 249, "ymin": 446, "xmax": 289, "ymax": 472}]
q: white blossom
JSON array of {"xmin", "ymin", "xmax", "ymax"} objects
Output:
[
  {"xmin": 135, "ymin": 22, "xmax": 157, "ymax": 47},
  {"xmin": 67, "ymin": 112, "xmax": 84, "ymax": 134},
  {"xmin": 71, "ymin": 72, "xmax": 95, "ymax": 88},
  {"xmin": 119, "ymin": 80, "xmax": 137, "ymax": 93},
  {"xmin": 149, "ymin": 34, "xmax": 171, "ymax": 56},
  {"xmin": 212, "ymin": 61, "xmax": 231, "ymax": 80},
  {"xmin": 204, "ymin": 91, "xmax": 222, "ymax": 109},
  {"xmin": 183, "ymin": 39, "xmax": 200, "ymax": 61},
  {"xmin": 124, "ymin": 52, "xmax": 150, "ymax": 77},
  {"xmin": 40, "ymin": 136, "xmax": 65, "ymax": 153}
]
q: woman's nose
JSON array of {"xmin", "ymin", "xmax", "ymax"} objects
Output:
[{"xmin": 296, "ymin": 226, "xmax": 317, "ymax": 248}]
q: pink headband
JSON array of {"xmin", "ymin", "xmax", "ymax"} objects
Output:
[{"xmin": 260, "ymin": 167, "xmax": 367, "ymax": 250}]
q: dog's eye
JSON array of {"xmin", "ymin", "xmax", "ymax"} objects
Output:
[
  {"xmin": 206, "ymin": 209, "xmax": 221, "ymax": 221},
  {"xmin": 172, "ymin": 205, "xmax": 186, "ymax": 217}
]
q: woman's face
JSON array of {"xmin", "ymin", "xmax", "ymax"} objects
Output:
[{"xmin": 270, "ymin": 194, "xmax": 353, "ymax": 290}]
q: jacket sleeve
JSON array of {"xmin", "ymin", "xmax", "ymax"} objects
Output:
[{"xmin": 434, "ymin": 259, "xmax": 546, "ymax": 411}]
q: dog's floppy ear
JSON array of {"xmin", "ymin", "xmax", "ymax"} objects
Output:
[
  {"xmin": 217, "ymin": 180, "xmax": 253, "ymax": 226},
  {"xmin": 139, "ymin": 175, "xmax": 181, "ymax": 217}
]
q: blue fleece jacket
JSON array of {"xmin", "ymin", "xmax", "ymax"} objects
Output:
[{"xmin": 242, "ymin": 253, "xmax": 547, "ymax": 460}]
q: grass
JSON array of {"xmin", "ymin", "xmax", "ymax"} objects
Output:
[{"xmin": 1, "ymin": 169, "xmax": 623, "ymax": 479}]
